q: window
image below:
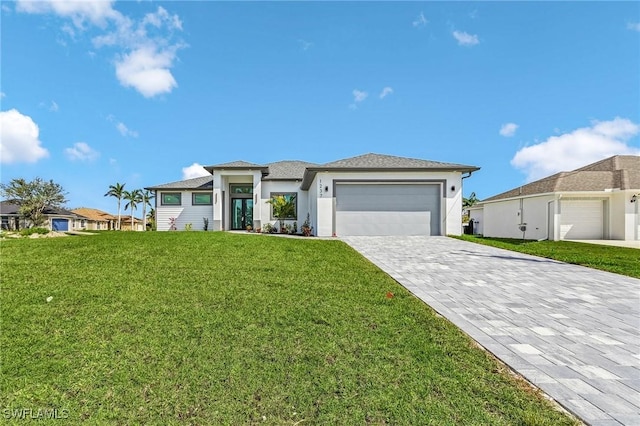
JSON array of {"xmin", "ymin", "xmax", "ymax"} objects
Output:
[
  {"xmin": 192, "ymin": 193, "xmax": 212, "ymax": 205},
  {"xmin": 161, "ymin": 192, "xmax": 182, "ymax": 205},
  {"xmin": 230, "ymin": 184, "xmax": 253, "ymax": 194},
  {"xmin": 269, "ymin": 192, "xmax": 297, "ymax": 220}
]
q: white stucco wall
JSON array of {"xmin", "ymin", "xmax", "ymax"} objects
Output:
[
  {"xmin": 260, "ymin": 180, "xmax": 307, "ymax": 230},
  {"xmin": 610, "ymin": 190, "xmax": 640, "ymax": 240},
  {"xmin": 468, "ymin": 207, "xmax": 483, "ymax": 235},
  {"xmin": 482, "ymin": 195, "xmax": 554, "ymax": 240},
  {"xmin": 308, "ymin": 170, "xmax": 464, "ymax": 237},
  {"xmin": 156, "ymin": 190, "xmax": 214, "ymax": 231}
]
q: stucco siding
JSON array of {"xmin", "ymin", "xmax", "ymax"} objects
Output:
[
  {"xmin": 260, "ymin": 181, "xmax": 307, "ymax": 229},
  {"xmin": 309, "ymin": 170, "xmax": 463, "ymax": 237},
  {"xmin": 483, "ymin": 195, "xmax": 554, "ymax": 240}
]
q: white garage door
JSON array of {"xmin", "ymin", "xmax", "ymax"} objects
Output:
[
  {"xmin": 560, "ymin": 199, "xmax": 604, "ymax": 240},
  {"xmin": 335, "ymin": 183, "xmax": 440, "ymax": 236}
]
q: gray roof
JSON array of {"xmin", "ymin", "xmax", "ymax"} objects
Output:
[
  {"xmin": 321, "ymin": 153, "xmax": 479, "ymax": 170},
  {"xmin": 147, "ymin": 153, "xmax": 481, "ymax": 190},
  {"xmin": 263, "ymin": 160, "xmax": 320, "ymax": 180},
  {"xmin": 204, "ymin": 160, "xmax": 267, "ymax": 170},
  {"xmin": 0, "ymin": 200, "xmax": 80, "ymax": 217},
  {"xmin": 145, "ymin": 175, "xmax": 213, "ymax": 190},
  {"xmin": 301, "ymin": 153, "xmax": 479, "ymax": 189},
  {"xmin": 482, "ymin": 155, "xmax": 640, "ymax": 203}
]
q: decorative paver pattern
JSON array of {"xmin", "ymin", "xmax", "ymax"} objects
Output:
[{"xmin": 342, "ymin": 236, "xmax": 640, "ymax": 426}]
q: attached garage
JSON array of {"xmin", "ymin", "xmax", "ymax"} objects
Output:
[
  {"xmin": 51, "ymin": 218, "xmax": 69, "ymax": 231},
  {"xmin": 335, "ymin": 182, "xmax": 441, "ymax": 236},
  {"xmin": 560, "ymin": 199, "xmax": 604, "ymax": 240}
]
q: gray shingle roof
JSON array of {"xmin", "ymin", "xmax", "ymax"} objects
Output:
[
  {"xmin": 0, "ymin": 200, "xmax": 80, "ymax": 217},
  {"xmin": 321, "ymin": 153, "xmax": 479, "ymax": 170},
  {"xmin": 145, "ymin": 175, "xmax": 213, "ymax": 190},
  {"xmin": 206, "ymin": 160, "xmax": 266, "ymax": 169},
  {"xmin": 482, "ymin": 155, "xmax": 640, "ymax": 203},
  {"xmin": 147, "ymin": 153, "xmax": 481, "ymax": 190},
  {"xmin": 263, "ymin": 160, "xmax": 320, "ymax": 180}
]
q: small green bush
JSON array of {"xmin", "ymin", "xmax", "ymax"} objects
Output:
[{"xmin": 19, "ymin": 227, "xmax": 50, "ymax": 236}]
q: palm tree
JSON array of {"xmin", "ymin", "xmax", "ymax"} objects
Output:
[
  {"xmin": 463, "ymin": 192, "xmax": 479, "ymax": 209},
  {"xmin": 123, "ymin": 189, "xmax": 142, "ymax": 231},
  {"xmin": 140, "ymin": 190, "xmax": 155, "ymax": 231},
  {"xmin": 104, "ymin": 183, "xmax": 126, "ymax": 230},
  {"xmin": 147, "ymin": 207, "xmax": 156, "ymax": 231}
]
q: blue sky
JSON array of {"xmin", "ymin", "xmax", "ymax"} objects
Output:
[{"xmin": 2, "ymin": 1, "xmax": 639, "ymax": 215}]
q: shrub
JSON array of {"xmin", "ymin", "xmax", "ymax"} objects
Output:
[{"xmin": 20, "ymin": 227, "xmax": 50, "ymax": 236}]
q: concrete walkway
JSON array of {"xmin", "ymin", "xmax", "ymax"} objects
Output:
[{"xmin": 342, "ymin": 236, "xmax": 640, "ymax": 426}]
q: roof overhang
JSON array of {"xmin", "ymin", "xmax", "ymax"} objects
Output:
[
  {"xmin": 203, "ymin": 165, "xmax": 269, "ymax": 174},
  {"xmin": 300, "ymin": 166, "xmax": 480, "ymax": 190}
]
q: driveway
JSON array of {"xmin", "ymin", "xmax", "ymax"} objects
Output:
[{"xmin": 342, "ymin": 236, "xmax": 640, "ymax": 426}]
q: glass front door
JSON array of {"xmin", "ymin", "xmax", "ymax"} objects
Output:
[{"xmin": 231, "ymin": 198, "xmax": 253, "ymax": 230}]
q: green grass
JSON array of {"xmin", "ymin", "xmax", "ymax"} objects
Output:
[
  {"xmin": 453, "ymin": 235, "xmax": 640, "ymax": 279},
  {"xmin": 1, "ymin": 232, "xmax": 577, "ymax": 424}
]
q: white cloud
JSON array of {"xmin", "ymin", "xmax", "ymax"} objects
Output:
[
  {"xmin": 0, "ymin": 109, "xmax": 49, "ymax": 164},
  {"xmin": 116, "ymin": 121, "xmax": 138, "ymax": 138},
  {"xmin": 499, "ymin": 123, "xmax": 518, "ymax": 137},
  {"xmin": 16, "ymin": 0, "xmax": 119, "ymax": 28},
  {"xmin": 115, "ymin": 45, "xmax": 178, "ymax": 98},
  {"xmin": 349, "ymin": 89, "xmax": 368, "ymax": 109},
  {"xmin": 453, "ymin": 30, "xmax": 479, "ymax": 46},
  {"xmin": 412, "ymin": 12, "xmax": 428, "ymax": 28},
  {"xmin": 16, "ymin": 2, "xmax": 184, "ymax": 98},
  {"xmin": 628, "ymin": 22, "xmax": 640, "ymax": 32},
  {"xmin": 49, "ymin": 101, "xmax": 59, "ymax": 112},
  {"xmin": 182, "ymin": 163, "xmax": 209, "ymax": 180},
  {"xmin": 0, "ymin": 92, "xmax": 5, "ymax": 98},
  {"xmin": 511, "ymin": 117, "xmax": 640, "ymax": 182},
  {"xmin": 65, "ymin": 142, "xmax": 99, "ymax": 162},
  {"xmin": 379, "ymin": 87, "xmax": 393, "ymax": 99}
]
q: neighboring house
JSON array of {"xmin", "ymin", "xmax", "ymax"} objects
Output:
[
  {"xmin": 119, "ymin": 216, "xmax": 144, "ymax": 231},
  {"xmin": 71, "ymin": 208, "xmax": 117, "ymax": 230},
  {"xmin": 469, "ymin": 155, "xmax": 640, "ymax": 241},
  {"xmin": 146, "ymin": 153, "xmax": 480, "ymax": 236},
  {"xmin": 0, "ymin": 200, "xmax": 83, "ymax": 231}
]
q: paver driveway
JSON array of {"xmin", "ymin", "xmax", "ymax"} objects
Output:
[{"xmin": 342, "ymin": 236, "xmax": 640, "ymax": 426}]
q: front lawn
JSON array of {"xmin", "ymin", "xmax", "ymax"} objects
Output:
[
  {"xmin": 453, "ymin": 235, "xmax": 640, "ymax": 279},
  {"xmin": 1, "ymin": 232, "xmax": 577, "ymax": 424}
]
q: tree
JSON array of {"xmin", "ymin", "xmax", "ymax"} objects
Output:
[
  {"xmin": 462, "ymin": 192, "xmax": 479, "ymax": 223},
  {"xmin": 123, "ymin": 189, "xmax": 142, "ymax": 230},
  {"xmin": 147, "ymin": 207, "xmax": 156, "ymax": 231},
  {"xmin": 0, "ymin": 178, "xmax": 67, "ymax": 228},
  {"xmin": 266, "ymin": 194, "xmax": 296, "ymax": 232},
  {"xmin": 104, "ymin": 183, "xmax": 126, "ymax": 230},
  {"xmin": 463, "ymin": 192, "xmax": 479, "ymax": 209},
  {"xmin": 140, "ymin": 190, "xmax": 155, "ymax": 231}
]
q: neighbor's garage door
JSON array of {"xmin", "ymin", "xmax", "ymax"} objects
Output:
[
  {"xmin": 335, "ymin": 183, "xmax": 440, "ymax": 236},
  {"xmin": 560, "ymin": 199, "xmax": 603, "ymax": 240},
  {"xmin": 52, "ymin": 218, "xmax": 69, "ymax": 231}
]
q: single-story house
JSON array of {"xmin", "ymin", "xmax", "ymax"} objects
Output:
[
  {"xmin": 146, "ymin": 153, "xmax": 480, "ymax": 236},
  {"xmin": 71, "ymin": 208, "xmax": 116, "ymax": 230},
  {"xmin": 0, "ymin": 200, "xmax": 83, "ymax": 231},
  {"xmin": 469, "ymin": 155, "xmax": 640, "ymax": 241},
  {"xmin": 119, "ymin": 215, "xmax": 144, "ymax": 231}
]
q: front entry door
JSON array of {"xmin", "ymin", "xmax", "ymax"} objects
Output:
[{"xmin": 231, "ymin": 198, "xmax": 253, "ymax": 230}]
